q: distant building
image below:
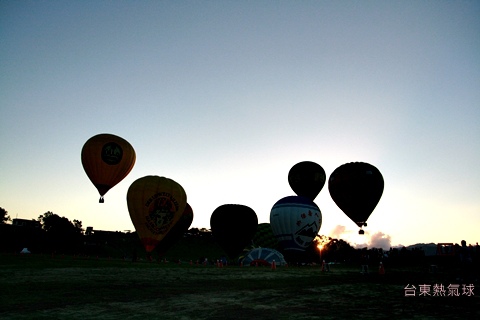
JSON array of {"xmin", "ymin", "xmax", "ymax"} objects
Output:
[
  {"xmin": 12, "ymin": 218, "xmax": 41, "ymax": 228},
  {"xmin": 85, "ymin": 227, "xmax": 125, "ymax": 237}
]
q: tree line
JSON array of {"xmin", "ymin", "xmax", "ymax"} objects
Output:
[
  {"xmin": 1, "ymin": 207, "xmax": 85, "ymax": 254},
  {"xmin": 3, "ymin": 206, "xmax": 473, "ymax": 275}
]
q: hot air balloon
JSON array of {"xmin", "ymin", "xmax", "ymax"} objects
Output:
[
  {"xmin": 288, "ymin": 161, "xmax": 326, "ymax": 201},
  {"xmin": 210, "ymin": 204, "xmax": 258, "ymax": 259},
  {"xmin": 328, "ymin": 162, "xmax": 384, "ymax": 234},
  {"xmin": 127, "ymin": 176, "xmax": 187, "ymax": 253},
  {"xmin": 252, "ymin": 223, "xmax": 278, "ymax": 249},
  {"xmin": 241, "ymin": 247, "xmax": 286, "ymax": 267},
  {"xmin": 81, "ymin": 133, "xmax": 136, "ymax": 203},
  {"xmin": 270, "ymin": 196, "xmax": 322, "ymax": 252},
  {"xmin": 156, "ymin": 203, "xmax": 193, "ymax": 257}
]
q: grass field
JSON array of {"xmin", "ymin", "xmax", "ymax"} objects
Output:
[{"xmin": 0, "ymin": 253, "xmax": 478, "ymax": 320}]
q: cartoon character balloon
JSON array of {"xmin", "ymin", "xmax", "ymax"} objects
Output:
[
  {"xmin": 270, "ymin": 196, "xmax": 322, "ymax": 252},
  {"xmin": 288, "ymin": 161, "xmax": 326, "ymax": 201},
  {"xmin": 81, "ymin": 133, "xmax": 136, "ymax": 203},
  {"xmin": 210, "ymin": 204, "xmax": 258, "ymax": 259},
  {"xmin": 127, "ymin": 176, "xmax": 187, "ymax": 253},
  {"xmin": 328, "ymin": 162, "xmax": 384, "ymax": 234}
]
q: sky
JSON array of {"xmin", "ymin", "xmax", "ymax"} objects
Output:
[{"xmin": 1, "ymin": 1, "xmax": 479, "ymax": 249}]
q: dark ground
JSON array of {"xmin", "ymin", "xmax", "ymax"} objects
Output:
[{"xmin": 0, "ymin": 253, "xmax": 478, "ymax": 320}]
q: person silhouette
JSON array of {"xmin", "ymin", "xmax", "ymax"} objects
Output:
[{"xmin": 459, "ymin": 240, "xmax": 473, "ymax": 282}]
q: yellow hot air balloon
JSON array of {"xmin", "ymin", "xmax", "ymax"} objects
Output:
[
  {"xmin": 81, "ymin": 133, "xmax": 136, "ymax": 203},
  {"xmin": 127, "ymin": 176, "xmax": 187, "ymax": 253}
]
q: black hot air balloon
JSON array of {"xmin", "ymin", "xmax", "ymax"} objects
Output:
[
  {"xmin": 210, "ymin": 204, "xmax": 258, "ymax": 259},
  {"xmin": 328, "ymin": 162, "xmax": 384, "ymax": 234},
  {"xmin": 288, "ymin": 161, "xmax": 326, "ymax": 201}
]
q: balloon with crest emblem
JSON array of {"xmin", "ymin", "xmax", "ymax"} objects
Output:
[{"xmin": 127, "ymin": 176, "xmax": 187, "ymax": 253}]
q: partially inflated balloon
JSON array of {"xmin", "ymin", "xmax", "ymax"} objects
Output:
[
  {"xmin": 241, "ymin": 247, "xmax": 286, "ymax": 267},
  {"xmin": 127, "ymin": 176, "xmax": 187, "ymax": 253},
  {"xmin": 156, "ymin": 203, "xmax": 193, "ymax": 257},
  {"xmin": 210, "ymin": 204, "xmax": 258, "ymax": 259},
  {"xmin": 270, "ymin": 196, "xmax": 322, "ymax": 252},
  {"xmin": 328, "ymin": 162, "xmax": 384, "ymax": 232},
  {"xmin": 81, "ymin": 133, "xmax": 136, "ymax": 203},
  {"xmin": 288, "ymin": 161, "xmax": 326, "ymax": 201}
]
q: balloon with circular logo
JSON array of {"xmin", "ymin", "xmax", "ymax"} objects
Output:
[
  {"xmin": 81, "ymin": 133, "xmax": 136, "ymax": 203},
  {"xmin": 270, "ymin": 196, "xmax": 322, "ymax": 252},
  {"xmin": 127, "ymin": 176, "xmax": 187, "ymax": 253},
  {"xmin": 288, "ymin": 161, "xmax": 326, "ymax": 201},
  {"xmin": 328, "ymin": 162, "xmax": 384, "ymax": 234}
]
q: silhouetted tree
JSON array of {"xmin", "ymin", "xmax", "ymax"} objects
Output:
[
  {"xmin": 322, "ymin": 238, "xmax": 356, "ymax": 263},
  {"xmin": 38, "ymin": 211, "xmax": 83, "ymax": 253},
  {"xmin": 73, "ymin": 219, "xmax": 83, "ymax": 231},
  {"xmin": 1, "ymin": 207, "xmax": 11, "ymax": 224}
]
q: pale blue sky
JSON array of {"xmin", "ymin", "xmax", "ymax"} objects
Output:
[{"xmin": 1, "ymin": 1, "xmax": 479, "ymax": 248}]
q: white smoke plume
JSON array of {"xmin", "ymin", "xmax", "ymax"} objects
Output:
[
  {"xmin": 329, "ymin": 225, "xmax": 347, "ymax": 239},
  {"xmin": 368, "ymin": 231, "xmax": 392, "ymax": 250},
  {"xmin": 328, "ymin": 225, "xmax": 392, "ymax": 250},
  {"xmin": 354, "ymin": 229, "xmax": 370, "ymax": 249}
]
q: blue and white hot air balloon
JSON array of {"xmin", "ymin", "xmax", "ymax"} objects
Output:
[{"xmin": 270, "ymin": 196, "xmax": 322, "ymax": 252}]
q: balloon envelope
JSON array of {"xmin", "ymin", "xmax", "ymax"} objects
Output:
[
  {"xmin": 252, "ymin": 223, "xmax": 278, "ymax": 249},
  {"xmin": 241, "ymin": 247, "xmax": 287, "ymax": 267},
  {"xmin": 210, "ymin": 204, "xmax": 258, "ymax": 259},
  {"xmin": 328, "ymin": 162, "xmax": 384, "ymax": 228},
  {"xmin": 81, "ymin": 133, "xmax": 136, "ymax": 202},
  {"xmin": 288, "ymin": 161, "xmax": 326, "ymax": 201},
  {"xmin": 270, "ymin": 196, "xmax": 322, "ymax": 252},
  {"xmin": 127, "ymin": 176, "xmax": 187, "ymax": 253},
  {"xmin": 156, "ymin": 203, "xmax": 193, "ymax": 257}
]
